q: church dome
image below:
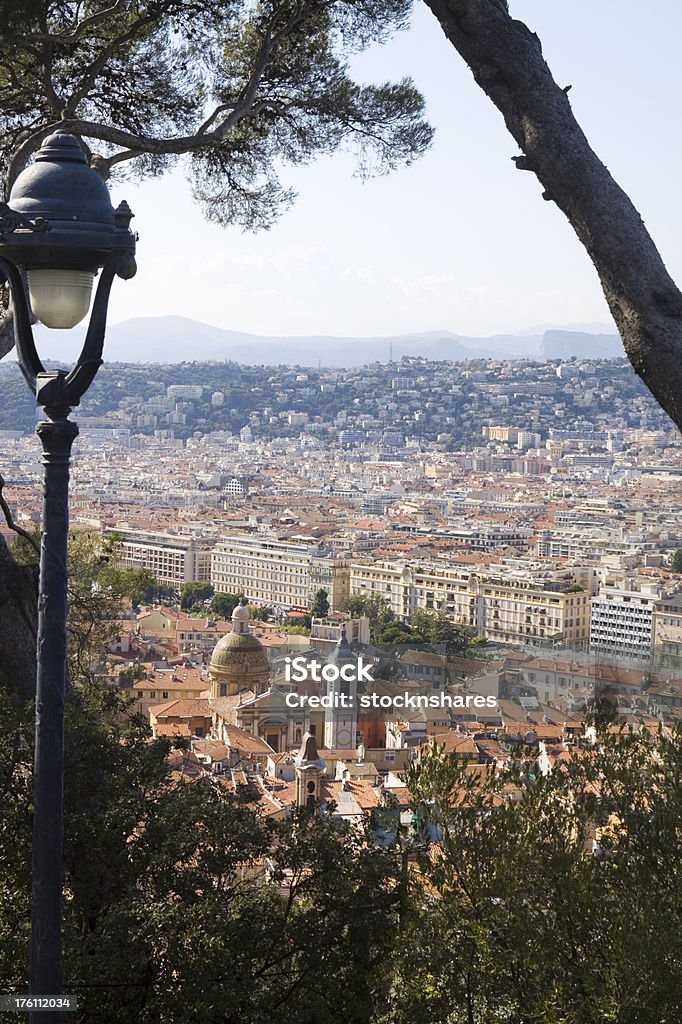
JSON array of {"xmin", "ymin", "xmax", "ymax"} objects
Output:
[
  {"xmin": 209, "ymin": 629, "xmax": 270, "ymax": 672},
  {"xmin": 208, "ymin": 600, "xmax": 271, "ymax": 697}
]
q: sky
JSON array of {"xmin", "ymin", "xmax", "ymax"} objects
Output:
[{"xmin": 99, "ymin": 0, "xmax": 682, "ymax": 340}]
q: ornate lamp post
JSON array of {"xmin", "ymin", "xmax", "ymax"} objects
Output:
[{"xmin": 0, "ymin": 130, "xmax": 137, "ymax": 1022}]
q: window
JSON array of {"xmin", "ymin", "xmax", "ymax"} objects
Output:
[{"xmin": 162, "ymin": 691, "xmax": 169, "ymax": 699}]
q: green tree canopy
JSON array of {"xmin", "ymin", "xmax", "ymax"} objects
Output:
[
  {"xmin": 180, "ymin": 580, "xmax": 215, "ymax": 610},
  {"xmin": 248, "ymin": 603, "xmax": 273, "ymax": 622},
  {"xmin": 14, "ymin": 531, "xmax": 164, "ymax": 688},
  {"xmin": 0, "ymin": 0, "xmax": 432, "ymax": 359},
  {"xmin": 139, "ymin": 581, "xmax": 180, "ymax": 606},
  {"xmin": 0, "ymin": 675, "xmax": 401, "ymax": 1022},
  {"xmin": 341, "ymin": 595, "xmax": 475, "ymax": 653},
  {"xmin": 311, "ymin": 587, "xmax": 330, "ymax": 618},
  {"xmin": 410, "ymin": 607, "xmax": 476, "ymax": 655},
  {"xmin": 210, "ymin": 591, "xmax": 246, "ymax": 619},
  {"xmin": 342, "ymin": 593, "xmax": 395, "ymax": 631},
  {"xmin": 385, "ymin": 726, "xmax": 682, "ymax": 1023},
  {"xmin": 98, "ymin": 564, "xmax": 157, "ymax": 607}
]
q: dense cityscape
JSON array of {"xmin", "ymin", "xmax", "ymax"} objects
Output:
[{"xmin": 4, "ymin": 352, "xmax": 682, "ymax": 780}]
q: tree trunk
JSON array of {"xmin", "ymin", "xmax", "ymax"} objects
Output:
[
  {"xmin": 424, "ymin": 0, "xmax": 682, "ymax": 431},
  {"xmin": 0, "ymin": 536, "xmax": 38, "ymax": 700},
  {"xmin": 0, "ymin": 311, "xmax": 14, "ymax": 360}
]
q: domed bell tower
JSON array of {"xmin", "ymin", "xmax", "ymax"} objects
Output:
[{"xmin": 295, "ymin": 732, "xmax": 326, "ymax": 810}]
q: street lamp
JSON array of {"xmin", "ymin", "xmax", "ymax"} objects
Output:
[{"xmin": 0, "ymin": 130, "xmax": 136, "ymax": 1023}]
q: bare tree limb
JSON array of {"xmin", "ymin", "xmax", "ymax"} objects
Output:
[
  {"xmin": 0, "ymin": 311, "xmax": 13, "ymax": 360},
  {"xmin": 423, "ymin": 0, "xmax": 682, "ymax": 432},
  {"xmin": 5, "ymin": 0, "xmax": 314, "ymax": 186},
  {"xmin": 197, "ymin": 103, "xmax": 237, "ymax": 135},
  {"xmin": 0, "ymin": 473, "xmax": 40, "ymax": 555},
  {"xmin": 6, "ymin": 12, "xmax": 279, "ymax": 187}
]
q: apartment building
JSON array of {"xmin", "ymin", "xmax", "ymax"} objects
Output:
[
  {"xmin": 349, "ymin": 560, "xmax": 591, "ymax": 646},
  {"xmin": 175, "ymin": 616, "xmax": 233, "ymax": 653},
  {"xmin": 482, "ymin": 426, "xmax": 520, "ymax": 442},
  {"xmin": 653, "ymin": 593, "xmax": 682, "ymax": 664},
  {"xmin": 211, "ymin": 534, "xmax": 350, "ymax": 612},
  {"xmin": 107, "ymin": 527, "xmax": 213, "ymax": 589},
  {"xmin": 437, "ymin": 524, "xmax": 533, "ymax": 552},
  {"xmin": 590, "ymin": 582, "xmax": 665, "ymax": 660},
  {"xmin": 125, "ymin": 665, "xmax": 208, "ymax": 716}
]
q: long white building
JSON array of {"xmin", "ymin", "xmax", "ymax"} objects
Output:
[
  {"xmin": 349, "ymin": 559, "xmax": 592, "ymax": 646},
  {"xmin": 210, "ymin": 534, "xmax": 349, "ymax": 612}
]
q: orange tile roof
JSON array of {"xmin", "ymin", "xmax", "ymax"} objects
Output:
[
  {"xmin": 155, "ymin": 723, "xmax": 192, "ymax": 739},
  {"xmin": 149, "ymin": 698, "xmax": 211, "ymax": 719}
]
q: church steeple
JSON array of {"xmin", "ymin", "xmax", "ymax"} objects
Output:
[
  {"xmin": 294, "ymin": 731, "xmax": 326, "ymax": 809},
  {"xmin": 324, "ymin": 625, "xmax": 358, "ymax": 752},
  {"xmin": 329, "ymin": 624, "xmax": 353, "ymax": 666}
]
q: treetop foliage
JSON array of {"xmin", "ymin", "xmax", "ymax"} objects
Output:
[
  {"xmin": 0, "ymin": 0, "xmax": 432, "ymax": 229},
  {"xmin": 669, "ymin": 548, "xmax": 682, "ymax": 574},
  {"xmin": 342, "ymin": 592, "xmax": 477, "ymax": 654},
  {"xmin": 391, "ymin": 724, "xmax": 682, "ymax": 1023}
]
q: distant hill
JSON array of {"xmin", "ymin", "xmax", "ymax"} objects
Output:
[
  {"xmin": 540, "ymin": 329, "xmax": 624, "ymax": 360},
  {"xmin": 18, "ymin": 315, "xmax": 623, "ymax": 367}
]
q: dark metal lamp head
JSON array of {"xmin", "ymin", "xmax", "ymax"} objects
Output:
[
  {"xmin": 0, "ymin": 130, "xmax": 137, "ymax": 408},
  {"xmin": 0, "ymin": 130, "xmax": 136, "ymax": 329}
]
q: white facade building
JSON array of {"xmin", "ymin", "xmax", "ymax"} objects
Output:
[
  {"xmin": 590, "ymin": 582, "xmax": 663, "ymax": 660},
  {"xmin": 107, "ymin": 528, "xmax": 213, "ymax": 588},
  {"xmin": 349, "ymin": 559, "xmax": 591, "ymax": 646},
  {"xmin": 211, "ymin": 534, "xmax": 349, "ymax": 612}
]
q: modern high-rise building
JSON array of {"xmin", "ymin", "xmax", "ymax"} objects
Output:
[
  {"xmin": 589, "ymin": 582, "xmax": 663, "ymax": 660},
  {"xmin": 107, "ymin": 527, "xmax": 213, "ymax": 589}
]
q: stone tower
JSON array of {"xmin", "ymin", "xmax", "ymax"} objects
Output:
[
  {"xmin": 323, "ymin": 625, "xmax": 358, "ymax": 751},
  {"xmin": 294, "ymin": 731, "xmax": 326, "ymax": 810}
]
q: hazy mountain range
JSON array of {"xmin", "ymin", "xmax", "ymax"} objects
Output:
[{"xmin": 26, "ymin": 315, "xmax": 624, "ymax": 367}]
